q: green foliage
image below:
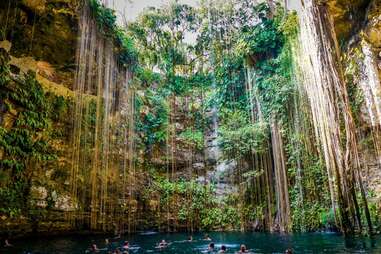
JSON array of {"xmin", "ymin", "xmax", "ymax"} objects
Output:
[
  {"xmin": 287, "ymin": 130, "xmax": 331, "ymax": 232},
  {"xmin": 88, "ymin": 0, "xmax": 116, "ymax": 34},
  {"xmin": 89, "ymin": 0, "xmax": 138, "ymax": 69},
  {"xmin": 214, "ymin": 55, "xmax": 247, "ymax": 111},
  {"xmin": 236, "ymin": 18, "xmax": 283, "ymax": 58},
  {"xmin": 135, "ymin": 67, "xmax": 162, "ymax": 88},
  {"xmin": 201, "ymin": 206, "xmax": 240, "ymax": 230},
  {"xmin": 320, "ymin": 209, "xmax": 336, "ymax": 228},
  {"xmin": 127, "ymin": 2, "xmax": 202, "ymax": 96},
  {"xmin": 254, "ymin": 37, "xmax": 294, "ymax": 120},
  {"xmin": 0, "ymin": 55, "xmax": 59, "ymax": 216},
  {"xmin": 218, "ymin": 110, "xmax": 268, "ymax": 160},
  {"xmin": 179, "ymin": 128, "xmax": 204, "ymax": 151},
  {"xmin": 280, "ymin": 11, "xmax": 299, "ymax": 39},
  {"xmin": 291, "ymin": 201, "xmax": 334, "ymax": 232},
  {"xmin": 135, "ymin": 89, "xmax": 169, "ymax": 154},
  {"xmin": 150, "ymin": 176, "xmax": 240, "ymax": 230},
  {"xmin": 367, "ymin": 192, "xmax": 381, "ymax": 231}
]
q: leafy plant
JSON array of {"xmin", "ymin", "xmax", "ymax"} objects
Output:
[
  {"xmin": 179, "ymin": 128, "xmax": 204, "ymax": 151},
  {"xmin": 0, "ymin": 51, "xmax": 58, "ymax": 217},
  {"xmin": 218, "ymin": 110, "xmax": 268, "ymax": 160},
  {"xmin": 89, "ymin": 0, "xmax": 138, "ymax": 69}
]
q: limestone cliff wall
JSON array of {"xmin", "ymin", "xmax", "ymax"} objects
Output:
[{"xmin": 328, "ymin": 0, "xmax": 381, "ymax": 206}]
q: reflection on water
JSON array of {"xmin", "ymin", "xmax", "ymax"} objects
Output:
[{"xmin": 1, "ymin": 232, "xmax": 380, "ymax": 254}]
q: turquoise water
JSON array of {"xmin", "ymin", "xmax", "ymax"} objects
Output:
[{"xmin": 1, "ymin": 232, "xmax": 380, "ymax": 253}]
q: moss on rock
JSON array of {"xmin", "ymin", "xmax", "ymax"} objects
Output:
[{"xmin": 1, "ymin": 0, "xmax": 78, "ymax": 68}]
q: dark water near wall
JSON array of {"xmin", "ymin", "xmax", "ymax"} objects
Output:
[{"xmin": 1, "ymin": 232, "xmax": 381, "ymax": 253}]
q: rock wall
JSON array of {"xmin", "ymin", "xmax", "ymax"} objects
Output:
[
  {"xmin": 0, "ymin": 0, "xmax": 79, "ymax": 236},
  {"xmin": 329, "ymin": 0, "xmax": 381, "ymax": 208}
]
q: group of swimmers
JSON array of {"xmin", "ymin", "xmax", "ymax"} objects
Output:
[
  {"xmin": 87, "ymin": 234, "xmax": 294, "ymax": 253},
  {"xmin": 207, "ymin": 242, "xmax": 249, "ymax": 253},
  {"xmin": 89, "ymin": 239, "xmax": 130, "ymax": 254},
  {"xmin": 203, "ymin": 235, "xmax": 292, "ymax": 254}
]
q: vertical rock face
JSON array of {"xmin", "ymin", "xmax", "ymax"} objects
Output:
[
  {"xmin": 205, "ymin": 159, "xmax": 238, "ymax": 199},
  {"xmin": 329, "ymin": 0, "xmax": 381, "ymax": 209},
  {"xmin": 0, "ymin": 0, "xmax": 79, "ymax": 235},
  {"xmin": 204, "ymin": 107, "xmax": 220, "ymax": 165},
  {"xmin": 358, "ymin": 42, "xmax": 381, "ymax": 127},
  {"xmin": 359, "ymin": 1, "xmax": 381, "ymax": 208},
  {"xmin": 326, "ymin": 0, "xmax": 370, "ymax": 41},
  {"xmin": 1, "ymin": 0, "xmax": 78, "ymax": 67},
  {"xmin": 297, "ymin": 0, "xmax": 377, "ymax": 233}
]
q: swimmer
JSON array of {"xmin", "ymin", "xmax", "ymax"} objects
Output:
[
  {"xmin": 122, "ymin": 241, "xmax": 129, "ymax": 250},
  {"xmin": 4, "ymin": 239, "xmax": 12, "ymax": 247},
  {"xmin": 204, "ymin": 234, "xmax": 212, "ymax": 241},
  {"xmin": 188, "ymin": 235, "xmax": 193, "ymax": 242},
  {"xmin": 208, "ymin": 242, "xmax": 215, "ymax": 252},
  {"xmin": 105, "ymin": 238, "xmax": 112, "ymax": 250},
  {"xmin": 158, "ymin": 239, "xmax": 168, "ymax": 248},
  {"xmin": 219, "ymin": 245, "xmax": 227, "ymax": 253},
  {"xmin": 285, "ymin": 248, "xmax": 293, "ymax": 254},
  {"xmin": 236, "ymin": 244, "xmax": 248, "ymax": 253},
  {"xmin": 90, "ymin": 241, "xmax": 99, "ymax": 252}
]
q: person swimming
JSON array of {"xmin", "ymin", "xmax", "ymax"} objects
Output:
[
  {"xmin": 4, "ymin": 239, "xmax": 12, "ymax": 247},
  {"xmin": 285, "ymin": 248, "xmax": 293, "ymax": 254},
  {"xmin": 208, "ymin": 242, "xmax": 215, "ymax": 252},
  {"xmin": 90, "ymin": 241, "xmax": 99, "ymax": 252},
  {"xmin": 122, "ymin": 241, "xmax": 129, "ymax": 250},
  {"xmin": 158, "ymin": 239, "xmax": 168, "ymax": 248},
  {"xmin": 105, "ymin": 238, "xmax": 113, "ymax": 250},
  {"xmin": 219, "ymin": 245, "xmax": 227, "ymax": 253},
  {"xmin": 204, "ymin": 234, "xmax": 212, "ymax": 241},
  {"xmin": 188, "ymin": 235, "xmax": 193, "ymax": 242},
  {"xmin": 237, "ymin": 244, "xmax": 248, "ymax": 253}
]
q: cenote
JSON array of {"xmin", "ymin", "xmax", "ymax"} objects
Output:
[
  {"xmin": 1, "ymin": 232, "xmax": 381, "ymax": 254},
  {"xmin": 1, "ymin": 0, "xmax": 381, "ymax": 252}
]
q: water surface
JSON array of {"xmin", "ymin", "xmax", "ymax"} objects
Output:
[{"xmin": 1, "ymin": 232, "xmax": 380, "ymax": 253}]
